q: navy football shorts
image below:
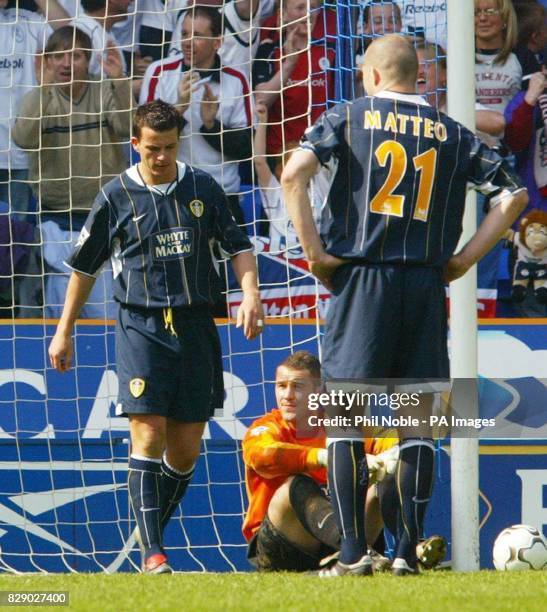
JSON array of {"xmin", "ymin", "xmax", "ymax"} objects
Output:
[
  {"xmin": 115, "ymin": 304, "xmax": 224, "ymax": 422},
  {"xmin": 322, "ymin": 263, "xmax": 449, "ymax": 380},
  {"xmin": 247, "ymin": 515, "xmax": 333, "ymax": 572}
]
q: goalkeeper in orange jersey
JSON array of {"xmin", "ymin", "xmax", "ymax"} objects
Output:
[
  {"xmin": 242, "ymin": 350, "xmax": 446, "ymax": 572},
  {"xmin": 242, "ymin": 351, "xmax": 333, "ymax": 571},
  {"xmin": 242, "ymin": 350, "xmax": 400, "ymax": 572}
]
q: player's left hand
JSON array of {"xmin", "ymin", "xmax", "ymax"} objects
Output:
[
  {"xmin": 444, "ymin": 253, "xmax": 471, "ymax": 283},
  {"xmin": 48, "ymin": 331, "xmax": 73, "ymax": 373},
  {"xmin": 236, "ymin": 292, "xmax": 265, "ymax": 340},
  {"xmin": 309, "ymin": 254, "xmax": 346, "ymax": 291}
]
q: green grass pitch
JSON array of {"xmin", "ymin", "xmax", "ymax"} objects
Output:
[{"xmin": 0, "ymin": 571, "xmax": 545, "ymax": 611}]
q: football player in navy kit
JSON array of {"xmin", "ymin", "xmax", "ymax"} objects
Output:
[
  {"xmin": 49, "ymin": 100, "xmax": 264, "ymax": 574},
  {"xmin": 282, "ymin": 34, "xmax": 528, "ymax": 577}
]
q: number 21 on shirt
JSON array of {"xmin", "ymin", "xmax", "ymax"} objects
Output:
[{"xmin": 370, "ymin": 140, "xmax": 437, "ymax": 222}]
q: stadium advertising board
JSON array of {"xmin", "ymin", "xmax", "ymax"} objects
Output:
[{"xmin": 0, "ymin": 321, "xmax": 545, "ymax": 572}]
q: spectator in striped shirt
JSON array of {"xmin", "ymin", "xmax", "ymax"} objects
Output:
[{"xmin": 140, "ymin": 5, "xmax": 253, "ymax": 225}]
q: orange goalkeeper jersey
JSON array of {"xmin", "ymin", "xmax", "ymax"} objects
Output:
[
  {"xmin": 365, "ymin": 434, "xmax": 398, "ymax": 455},
  {"xmin": 242, "ymin": 409, "xmax": 327, "ymax": 542}
]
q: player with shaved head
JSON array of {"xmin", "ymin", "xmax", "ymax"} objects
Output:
[
  {"xmin": 282, "ymin": 33, "xmax": 528, "ymax": 576},
  {"xmin": 361, "ymin": 32, "xmax": 418, "ymax": 89}
]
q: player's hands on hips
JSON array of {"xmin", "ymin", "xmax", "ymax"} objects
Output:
[
  {"xmin": 236, "ymin": 292, "xmax": 265, "ymax": 340},
  {"xmin": 48, "ymin": 332, "xmax": 73, "ymax": 373},
  {"xmin": 444, "ymin": 253, "xmax": 471, "ymax": 283},
  {"xmin": 308, "ymin": 254, "xmax": 346, "ymax": 291}
]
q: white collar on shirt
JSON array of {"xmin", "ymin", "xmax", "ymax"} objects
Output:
[
  {"xmin": 375, "ymin": 90, "xmax": 430, "ymax": 106},
  {"xmin": 127, "ymin": 161, "xmax": 186, "ymax": 195}
]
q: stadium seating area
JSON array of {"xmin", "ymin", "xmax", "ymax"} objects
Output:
[{"xmin": 0, "ymin": 0, "xmax": 545, "ymax": 320}]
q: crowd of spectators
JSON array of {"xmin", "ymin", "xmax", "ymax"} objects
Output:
[{"xmin": 0, "ymin": 0, "xmax": 545, "ymax": 318}]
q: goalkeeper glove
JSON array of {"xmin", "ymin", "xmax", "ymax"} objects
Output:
[
  {"xmin": 317, "ymin": 448, "xmax": 328, "ymax": 467},
  {"xmin": 366, "ymin": 453, "xmax": 385, "ymax": 485},
  {"xmin": 374, "ymin": 445, "xmax": 400, "ymax": 483}
]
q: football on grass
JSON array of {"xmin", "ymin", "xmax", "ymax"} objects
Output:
[{"xmin": 493, "ymin": 524, "xmax": 547, "ymax": 571}]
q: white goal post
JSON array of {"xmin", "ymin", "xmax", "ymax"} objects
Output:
[
  {"xmin": 447, "ymin": 0, "xmax": 480, "ymax": 573},
  {"xmin": 0, "ymin": 1, "xmax": 487, "ymax": 573}
]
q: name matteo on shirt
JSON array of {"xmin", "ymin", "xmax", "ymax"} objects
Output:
[{"xmin": 363, "ymin": 109, "xmax": 448, "ymax": 142}]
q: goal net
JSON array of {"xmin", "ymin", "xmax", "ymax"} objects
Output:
[{"xmin": 0, "ymin": 1, "xmax": 452, "ymax": 573}]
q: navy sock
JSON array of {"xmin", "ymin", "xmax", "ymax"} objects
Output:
[
  {"xmin": 160, "ymin": 455, "xmax": 195, "ymax": 532},
  {"xmin": 327, "ymin": 440, "xmax": 368, "ymax": 564},
  {"xmin": 395, "ymin": 439, "xmax": 435, "ymax": 566},
  {"xmin": 128, "ymin": 455, "xmax": 163, "ymax": 561}
]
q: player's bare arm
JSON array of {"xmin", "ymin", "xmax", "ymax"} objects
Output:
[
  {"xmin": 281, "ymin": 148, "xmax": 345, "ymax": 290},
  {"xmin": 48, "ymin": 271, "xmax": 96, "ymax": 372},
  {"xmin": 475, "ymin": 109, "xmax": 505, "ymax": 138},
  {"xmin": 445, "ymin": 189, "xmax": 528, "ymax": 283},
  {"xmin": 231, "ymin": 251, "xmax": 264, "ymax": 340}
]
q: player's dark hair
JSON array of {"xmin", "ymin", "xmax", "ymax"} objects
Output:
[
  {"xmin": 45, "ymin": 26, "xmax": 93, "ymax": 61},
  {"xmin": 182, "ymin": 5, "xmax": 222, "ymax": 38},
  {"xmin": 81, "ymin": 0, "xmax": 107, "ymax": 13},
  {"xmin": 278, "ymin": 351, "xmax": 321, "ymax": 380},
  {"xmin": 133, "ymin": 100, "xmax": 185, "ymax": 138}
]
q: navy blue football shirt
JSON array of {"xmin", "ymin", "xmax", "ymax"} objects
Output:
[
  {"xmin": 302, "ymin": 91, "xmax": 525, "ymax": 266},
  {"xmin": 66, "ymin": 162, "xmax": 252, "ymax": 307}
]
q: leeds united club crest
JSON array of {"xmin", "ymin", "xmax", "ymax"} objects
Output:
[
  {"xmin": 189, "ymin": 199, "xmax": 204, "ymax": 218},
  {"xmin": 129, "ymin": 378, "xmax": 146, "ymax": 398}
]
